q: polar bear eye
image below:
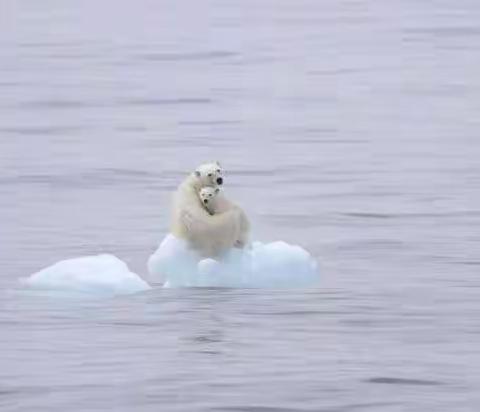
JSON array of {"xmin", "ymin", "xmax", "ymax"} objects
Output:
[
  {"xmin": 207, "ymin": 173, "xmax": 212, "ymax": 177},
  {"xmin": 216, "ymin": 169, "xmax": 220, "ymax": 173}
]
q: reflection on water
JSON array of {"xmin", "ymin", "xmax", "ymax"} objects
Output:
[{"xmin": 1, "ymin": 0, "xmax": 480, "ymax": 411}]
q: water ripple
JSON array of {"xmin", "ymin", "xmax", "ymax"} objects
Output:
[
  {"xmin": 138, "ymin": 51, "xmax": 238, "ymax": 61},
  {"xmin": 366, "ymin": 377, "xmax": 445, "ymax": 386}
]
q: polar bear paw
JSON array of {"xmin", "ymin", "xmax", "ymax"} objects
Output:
[{"xmin": 234, "ymin": 240, "xmax": 245, "ymax": 248}]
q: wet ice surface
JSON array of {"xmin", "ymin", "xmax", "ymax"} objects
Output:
[
  {"xmin": 1, "ymin": 0, "xmax": 480, "ymax": 411},
  {"xmin": 21, "ymin": 254, "xmax": 150, "ymax": 296},
  {"xmin": 148, "ymin": 234, "xmax": 319, "ymax": 288}
]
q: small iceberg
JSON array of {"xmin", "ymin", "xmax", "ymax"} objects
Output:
[
  {"xmin": 148, "ymin": 234, "xmax": 319, "ymax": 288},
  {"xmin": 22, "ymin": 254, "xmax": 151, "ymax": 297}
]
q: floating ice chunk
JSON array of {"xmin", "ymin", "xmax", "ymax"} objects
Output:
[
  {"xmin": 148, "ymin": 234, "xmax": 319, "ymax": 288},
  {"xmin": 22, "ymin": 254, "xmax": 150, "ymax": 296}
]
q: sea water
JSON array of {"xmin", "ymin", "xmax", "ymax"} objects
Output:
[{"xmin": 1, "ymin": 1, "xmax": 480, "ymax": 411}]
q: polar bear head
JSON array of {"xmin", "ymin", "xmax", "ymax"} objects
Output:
[
  {"xmin": 198, "ymin": 186, "xmax": 220, "ymax": 215},
  {"xmin": 193, "ymin": 161, "xmax": 223, "ymax": 187}
]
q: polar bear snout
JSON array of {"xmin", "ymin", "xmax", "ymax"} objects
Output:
[
  {"xmin": 217, "ymin": 177, "xmax": 223, "ymax": 185},
  {"xmin": 203, "ymin": 198, "xmax": 209, "ymax": 204}
]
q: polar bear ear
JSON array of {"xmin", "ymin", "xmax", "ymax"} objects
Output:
[
  {"xmin": 194, "ymin": 170, "xmax": 201, "ymax": 177},
  {"xmin": 215, "ymin": 161, "xmax": 221, "ymax": 167}
]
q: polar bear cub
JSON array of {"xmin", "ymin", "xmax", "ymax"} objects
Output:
[
  {"xmin": 198, "ymin": 186, "xmax": 220, "ymax": 215},
  {"xmin": 198, "ymin": 186, "xmax": 250, "ymax": 248}
]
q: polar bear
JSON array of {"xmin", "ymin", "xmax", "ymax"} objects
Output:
[
  {"xmin": 170, "ymin": 162, "xmax": 242, "ymax": 257},
  {"xmin": 198, "ymin": 186, "xmax": 250, "ymax": 248},
  {"xmin": 198, "ymin": 186, "xmax": 220, "ymax": 215}
]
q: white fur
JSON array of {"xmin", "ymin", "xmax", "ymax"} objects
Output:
[
  {"xmin": 198, "ymin": 186, "xmax": 220, "ymax": 215},
  {"xmin": 170, "ymin": 162, "xmax": 242, "ymax": 257},
  {"xmin": 198, "ymin": 186, "xmax": 250, "ymax": 248}
]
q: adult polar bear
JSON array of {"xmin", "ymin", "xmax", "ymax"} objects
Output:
[{"xmin": 170, "ymin": 161, "xmax": 244, "ymax": 257}]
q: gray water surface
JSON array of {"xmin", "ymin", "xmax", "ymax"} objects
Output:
[{"xmin": 1, "ymin": 1, "xmax": 480, "ymax": 411}]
